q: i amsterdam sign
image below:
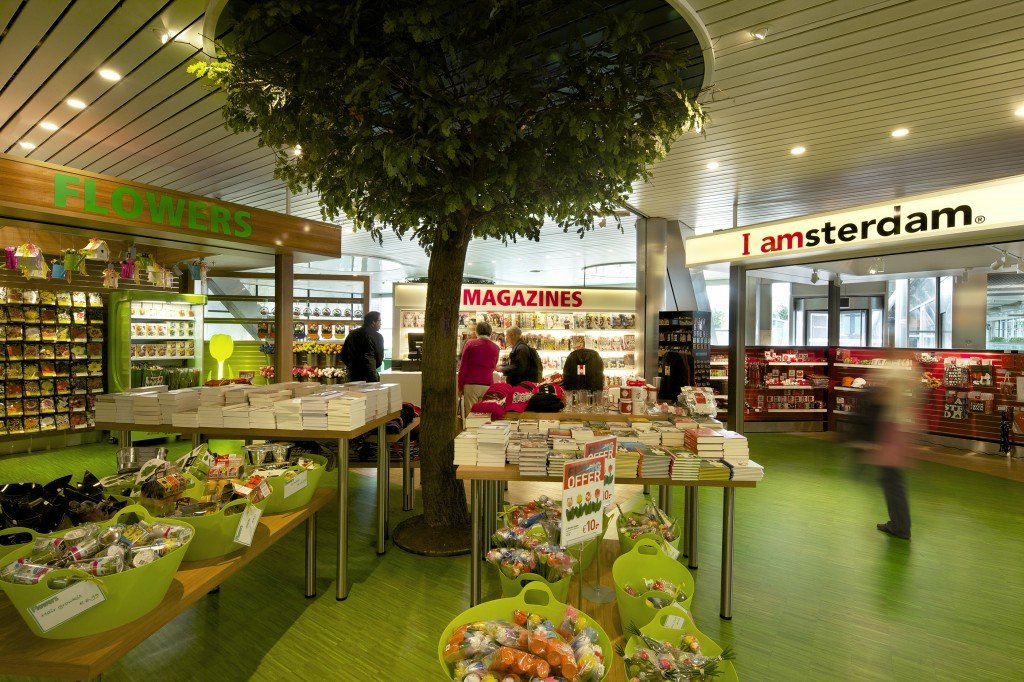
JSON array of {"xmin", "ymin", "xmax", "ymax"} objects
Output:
[{"xmin": 685, "ymin": 174, "xmax": 1024, "ymax": 266}]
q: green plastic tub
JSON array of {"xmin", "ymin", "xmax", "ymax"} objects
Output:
[
  {"xmin": 0, "ymin": 504, "xmax": 193, "ymax": 639},
  {"xmin": 497, "ymin": 570, "xmax": 571, "ymax": 601},
  {"xmin": 616, "ymin": 494, "xmax": 682, "ymax": 555},
  {"xmin": 177, "ymin": 482, "xmax": 271, "ymax": 562},
  {"xmin": 622, "ymin": 603, "xmax": 738, "ymax": 681},
  {"xmin": 612, "ymin": 538, "xmax": 695, "ymax": 634},
  {"xmin": 436, "ymin": 582, "xmax": 613, "ymax": 681},
  {"xmin": 262, "ymin": 454, "xmax": 327, "ymax": 514},
  {"xmin": 499, "ymin": 508, "xmax": 609, "ymax": 572}
]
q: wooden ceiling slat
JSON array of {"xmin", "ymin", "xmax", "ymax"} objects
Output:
[
  {"xmin": 0, "ymin": 0, "xmax": 71, "ymax": 97},
  {"xmin": 0, "ymin": 1, "xmax": 22, "ymax": 35},
  {"xmin": 132, "ymin": 133, "xmax": 263, "ymax": 185}
]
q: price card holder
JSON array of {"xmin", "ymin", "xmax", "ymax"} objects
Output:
[
  {"xmin": 663, "ymin": 614, "xmax": 685, "ymax": 629},
  {"xmin": 233, "ymin": 504, "xmax": 263, "ymax": 546},
  {"xmin": 29, "ymin": 580, "xmax": 105, "ymax": 633},
  {"xmin": 284, "ymin": 470, "xmax": 308, "ymax": 498},
  {"xmin": 663, "ymin": 540, "xmax": 680, "ymax": 560}
]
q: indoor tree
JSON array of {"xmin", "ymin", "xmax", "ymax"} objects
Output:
[{"xmin": 191, "ymin": 0, "xmax": 708, "ymax": 552}]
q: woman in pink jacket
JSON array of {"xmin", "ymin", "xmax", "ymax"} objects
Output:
[{"xmin": 458, "ymin": 320, "xmax": 499, "ymax": 410}]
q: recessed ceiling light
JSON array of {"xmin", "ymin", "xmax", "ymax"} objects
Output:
[
  {"xmin": 98, "ymin": 69, "xmax": 121, "ymax": 81},
  {"xmin": 18, "ymin": 141, "xmax": 36, "ymax": 150},
  {"xmin": 467, "ymin": 262, "xmax": 474, "ymax": 266},
  {"xmin": 790, "ymin": 146, "xmax": 806, "ymax": 156},
  {"xmin": 66, "ymin": 99, "xmax": 87, "ymax": 109},
  {"xmin": 1015, "ymin": 105, "xmax": 1024, "ymax": 117},
  {"xmin": 706, "ymin": 161, "xmax": 720, "ymax": 170},
  {"xmin": 891, "ymin": 127, "xmax": 909, "ymax": 137},
  {"xmin": 750, "ymin": 26, "xmax": 770, "ymax": 40},
  {"xmin": 490, "ymin": 260, "xmax": 496, "ymax": 264},
  {"xmin": 39, "ymin": 121, "xmax": 59, "ymax": 132}
]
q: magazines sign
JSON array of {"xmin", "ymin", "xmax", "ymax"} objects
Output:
[
  {"xmin": 583, "ymin": 436, "xmax": 617, "ymax": 506},
  {"xmin": 561, "ymin": 457, "xmax": 606, "ymax": 547}
]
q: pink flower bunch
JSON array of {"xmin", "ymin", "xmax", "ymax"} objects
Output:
[
  {"xmin": 291, "ymin": 365, "xmax": 316, "ymax": 378},
  {"xmin": 258, "ymin": 365, "xmax": 275, "ymax": 379}
]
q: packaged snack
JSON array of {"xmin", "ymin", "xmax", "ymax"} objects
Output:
[{"xmin": 70, "ymin": 554, "xmax": 123, "ymax": 576}]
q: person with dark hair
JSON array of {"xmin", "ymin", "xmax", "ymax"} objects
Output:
[
  {"xmin": 501, "ymin": 326, "xmax": 542, "ymax": 386},
  {"xmin": 458, "ymin": 320, "xmax": 499, "ymax": 409},
  {"xmin": 340, "ymin": 311, "xmax": 384, "ymax": 382}
]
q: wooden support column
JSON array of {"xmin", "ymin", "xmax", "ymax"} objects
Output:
[
  {"xmin": 275, "ymin": 252, "xmax": 294, "ymax": 380},
  {"xmin": 726, "ymin": 264, "xmax": 746, "ymax": 433}
]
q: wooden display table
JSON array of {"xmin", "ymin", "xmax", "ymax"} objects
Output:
[
  {"xmin": 0, "ymin": 488, "xmax": 331, "ymax": 681},
  {"xmin": 97, "ymin": 409, "xmax": 401, "ymax": 600},
  {"xmin": 456, "ymin": 465, "xmax": 756, "ymax": 619}
]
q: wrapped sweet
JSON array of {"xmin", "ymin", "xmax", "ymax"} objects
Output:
[
  {"xmin": 617, "ymin": 504, "xmax": 677, "ymax": 544},
  {"xmin": 620, "ymin": 625, "xmax": 734, "ymax": 681}
]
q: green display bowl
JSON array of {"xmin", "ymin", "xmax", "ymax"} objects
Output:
[
  {"xmin": 612, "ymin": 538, "xmax": 695, "ymax": 634},
  {"xmin": 622, "ymin": 603, "xmax": 738, "ymax": 681},
  {"xmin": 262, "ymin": 454, "xmax": 327, "ymax": 515}
]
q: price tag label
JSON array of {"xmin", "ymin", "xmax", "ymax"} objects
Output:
[
  {"xmin": 663, "ymin": 614, "xmax": 685, "ymax": 630},
  {"xmin": 29, "ymin": 580, "xmax": 105, "ymax": 633},
  {"xmin": 284, "ymin": 470, "xmax": 308, "ymax": 498},
  {"xmin": 233, "ymin": 504, "xmax": 263, "ymax": 547},
  {"xmin": 663, "ymin": 541, "xmax": 681, "ymax": 560},
  {"xmin": 577, "ymin": 364, "xmax": 586, "ymax": 376}
]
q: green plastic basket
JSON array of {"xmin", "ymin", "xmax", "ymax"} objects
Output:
[
  {"xmin": 262, "ymin": 454, "xmax": 327, "ymax": 514},
  {"xmin": 497, "ymin": 570, "xmax": 571, "ymax": 601},
  {"xmin": 499, "ymin": 509, "xmax": 609, "ymax": 572},
  {"xmin": 177, "ymin": 483, "xmax": 271, "ymax": 562},
  {"xmin": 616, "ymin": 494, "xmax": 682, "ymax": 555},
  {"xmin": 612, "ymin": 538, "xmax": 695, "ymax": 634},
  {"xmin": 0, "ymin": 504, "xmax": 193, "ymax": 639},
  {"xmin": 436, "ymin": 582, "xmax": 613, "ymax": 681},
  {"xmin": 622, "ymin": 603, "xmax": 738, "ymax": 681}
]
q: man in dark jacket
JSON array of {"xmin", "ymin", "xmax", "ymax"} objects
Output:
[
  {"xmin": 500, "ymin": 326, "xmax": 542, "ymax": 386},
  {"xmin": 340, "ymin": 311, "xmax": 384, "ymax": 382}
]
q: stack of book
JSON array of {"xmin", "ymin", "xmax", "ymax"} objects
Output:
[
  {"xmin": 249, "ymin": 406, "xmax": 277, "ymax": 429},
  {"xmin": 328, "ymin": 395, "xmax": 367, "ymax": 430},
  {"xmin": 727, "ymin": 459, "xmax": 764, "ymax": 482},
  {"xmin": 224, "ymin": 387, "xmax": 249, "ymax": 406},
  {"xmin": 249, "ymin": 389, "xmax": 292, "ymax": 408},
  {"xmin": 362, "ymin": 386, "xmax": 391, "ymax": 419},
  {"xmin": 465, "ymin": 412, "xmax": 492, "ymax": 429},
  {"xmin": 683, "ymin": 428, "xmax": 727, "ymax": 460},
  {"xmin": 94, "ymin": 394, "xmax": 117, "ymax": 422},
  {"xmin": 518, "ymin": 436, "xmax": 549, "ymax": 476},
  {"xmin": 616, "ymin": 442, "xmax": 644, "ymax": 478},
  {"xmin": 538, "ymin": 419, "xmax": 559, "ymax": 433},
  {"xmin": 131, "ymin": 394, "xmax": 162, "ymax": 425},
  {"xmin": 113, "ymin": 393, "xmax": 137, "ymax": 423},
  {"xmin": 274, "ymin": 398, "xmax": 304, "ymax": 430},
  {"xmin": 639, "ymin": 445, "xmax": 672, "ymax": 478},
  {"xmin": 551, "ymin": 437, "xmax": 580, "ymax": 457},
  {"xmin": 476, "ymin": 423, "xmax": 510, "ymax": 466},
  {"xmin": 547, "ymin": 451, "xmax": 576, "ymax": 478},
  {"xmin": 171, "ymin": 410, "xmax": 200, "ymax": 428},
  {"xmin": 667, "ymin": 448, "xmax": 701, "ymax": 480},
  {"xmin": 198, "ymin": 404, "xmax": 225, "ymax": 429},
  {"xmin": 222, "ymin": 403, "xmax": 251, "ymax": 429},
  {"xmin": 672, "ymin": 417, "xmax": 699, "ymax": 430},
  {"xmin": 655, "ymin": 425, "xmax": 686, "ymax": 448},
  {"xmin": 517, "ymin": 419, "xmax": 539, "ymax": 434},
  {"xmin": 636, "ymin": 428, "xmax": 662, "ymax": 447},
  {"xmin": 158, "ymin": 389, "xmax": 200, "ymax": 423},
  {"xmin": 379, "ymin": 383, "xmax": 403, "ymax": 413},
  {"xmin": 698, "ymin": 459, "xmax": 732, "ymax": 481},
  {"xmin": 199, "ymin": 386, "xmax": 228, "ymax": 409},
  {"xmin": 453, "ymin": 431, "xmax": 479, "ymax": 466},
  {"xmin": 300, "ymin": 396, "xmax": 330, "ymax": 430},
  {"xmin": 570, "ymin": 426, "xmax": 594, "ymax": 442},
  {"xmin": 291, "ymin": 383, "xmax": 324, "ymax": 398},
  {"xmin": 719, "ymin": 431, "xmax": 750, "ymax": 465}
]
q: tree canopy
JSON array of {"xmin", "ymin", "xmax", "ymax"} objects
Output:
[{"xmin": 191, "ymin": 0, "xmax": 708, "ymax": 249}]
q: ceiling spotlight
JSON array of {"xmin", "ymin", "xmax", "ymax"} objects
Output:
[
  {"xmin": 810, "ymin": 269, "xmax": 819, "ymax": 284},
  {"xmin": 891, "ymin": 127, "xmax": 909, "ymax": 137},
  {"xmin": 66, "ymin": 98, "xmax": 87, "ymax": 109},
  {"xmin": 1016, "ymin": 105, "xmax": 1024, "ymax": 117},
  {"xmin": 991, "ymin": 255, "xmax": 1003, "ymax": 270},
  {"xmin": 39, "ymin": 121, "xmax": 59, "ymax": 132},
  {"xmin": 867, "ymin": 257, "xmax": 885, "ymax": 275},
  {"xmin": 834, "ymin": 274, "xmax": 842, "ymax": 286},
  {"xmin": 750, "ymin": 26, "xmax": 770, "ymax": 40},
  {"xmin": 98, "ymin": 69, "xmax": 121, "ymax": 81},
  {"xmin": 17, "ymin": 141, "xmax": 36, "ymax": 151},
  {"xmin": 790, "ymin": 146, "xmax": 806, "ymax": 156},
  {"xmin": 706, "ymin": 161, "xmax": 720, "ymax": 170},
  {"xmin": 292, "ymin": 144, "xmax": 302, "ymax": 156}
]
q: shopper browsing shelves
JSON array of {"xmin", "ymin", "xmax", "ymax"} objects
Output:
[
  {"xmin": 500, "ymin": 326, "xmax": 542, "ymax": 385},
  {"xmin": 340, "ymin": 311, "xmax": 384, "ymax": 382},
  {"xmin": 458, "ymin": 320, "xmax": 500, "ymax": 409}
]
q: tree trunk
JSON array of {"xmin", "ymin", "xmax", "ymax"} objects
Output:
[{"xmin": 419, "ymin": 219, "xmax": 473, "ymax": 528}]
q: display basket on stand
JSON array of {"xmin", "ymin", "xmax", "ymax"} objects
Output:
[
  {"xmin": 178, "ymin": 479, "xmax": 270, "ymax": 562},
  {"xmin": 262, "ymin": 453, "xmax": 327, "ymax": 514},
  {"xmin": 622, "ymin": 603, "xmax": 738, "ymax": 681},
  {"xmin": 612, "ymin": 538, "xmax": 695, "ymax": 633},
  {"xmin": 436, "ymin": 582, "xmax": 613, "ymax": 681},
  {"xmin": 0, "ymin": 504, "xmax": 193, "ymax": 639},
  {"xmin": 616, "ymin": 494, "xmax": 682, "ymax": 555}
]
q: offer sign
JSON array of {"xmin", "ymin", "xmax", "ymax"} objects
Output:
[
  {"xmin": 583, "ymin": 436, "xmax": 617, "ymax": 506},
  {"xmin": 561, "ymin": 456, "xmax": 606, "ymax": 547}
]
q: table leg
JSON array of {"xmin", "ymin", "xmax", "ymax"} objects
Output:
[
  {"xmin": 720, "ymin": 487, "xmax": 735, "ymax": 620},
  {"xmin": 402, "ymin": 432, "xmax": 413, "ymax": 511},
  {"xmin": 336, "ymin": 438, "xmax": 349, "ymax": 601},
  {"xmin": 658, "ymin": 485, "xmax": 671, "ymax": 517},
  {"xmin": 470, "ymin": 480, "xmax": 482, "ymax": 606},
  {"xmin": 376, "ymin": 424, "xmax": 389, "ymax": 554},
  {"xmin": 190, "ymin": 433, "xmax": 201, "ymax": 449},
  {"xmin": 642, "ymin": 484, "xmax": 651, "ymax": 495},
  {"xmin": 687, "ymin": 486, "xmax": 699, "ymax": 570},
  {"xmin": 682, "ymin": 487, "xmax": 693, "ymax": 558},
  {"xmin": 118, "ymin": 430, "xmax": 130, "ymax": 448},
  {"xmin": 305, "ymin": 512, "xmax": 317, "ymax": 598},
  {"xmin": 482, "ymin": 482, "xmax": 494, "ymax": 549}
]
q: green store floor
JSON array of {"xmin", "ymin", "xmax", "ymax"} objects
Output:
[{"xmin": 1, "ymin": 434, "xmax": 1023, "ymax": 681}]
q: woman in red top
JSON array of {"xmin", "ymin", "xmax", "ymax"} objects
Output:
[{"xmin": 458, "ymin": 320, "xmax": 500, "ymax": 410}]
